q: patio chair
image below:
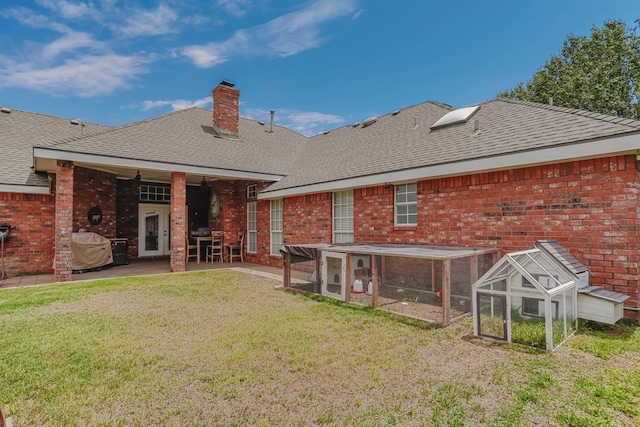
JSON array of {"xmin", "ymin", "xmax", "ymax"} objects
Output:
[
  {"xmin": 206, "ymin": 232, "xmax": 224, "ymax": 263},
  {"xmin": 225, "ymin": 231, "xmax": 245, "ymax": 263},
  {"xmin": 186, "ymin": 236, "xmax": 198, "ymax": 263}
]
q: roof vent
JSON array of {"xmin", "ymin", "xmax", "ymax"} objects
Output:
[
  {"xmin": 430, "ymin": 105, "xmax": 480, "ymax": 130},
  {"xmin": 391, "ymin": 110, "xmax": 401, "ymax": 116},
  {"xmin": 0, "ymin": 107, "xmax": 11, "ymax": 114},
  {"xmin": 361, "ymin": 116, "xmax": 377, "ymax": 128},
  {"xmin": 258, "ymin": 121, "xmax": 265, "ymax": 125},
  {"xmin": 70, "ymin": 119, "xmax": 80, "ymax": 125}
]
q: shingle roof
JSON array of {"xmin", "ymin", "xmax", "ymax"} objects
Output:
[
  {"xmin": 0, "ymin": 108, "xmax": 111, "ymax": 187},
  {"xmin": 6, "ymin": 95, "xmax": 640, "ymax": 194},
  {"xmin": 40, "ymin": 107, "xmax": 307, "ymax": 176},
  {"xmin": 263, "ymin": 98, "xmax": 640, "ymax": 193}
]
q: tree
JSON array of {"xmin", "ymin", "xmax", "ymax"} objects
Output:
[{"xmin": 500, "ymin": 20, "xmax": 640, "ymax": 120}]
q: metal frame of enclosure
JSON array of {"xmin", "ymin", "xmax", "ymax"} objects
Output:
[
  {"xmin": 282, "ymin": 244, "xmax": 499, "ymax": 326},
  {"xmin": 472, "ymin": 247, "xmax": 579, "ymax": 351}
]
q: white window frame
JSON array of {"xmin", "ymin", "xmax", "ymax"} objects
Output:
[
  {"xmin": 270, "ymin": 199, "xmax": 283, "ymax": 256},
  {"xmin": 333, "ymin": 190, "xmax": 354, "ymax": 243},
  {"xmin": 247, "ymin": 201, "xmax": 257, "ymax": 253},
  {"xmin": 395, "ymin": 183, "xmax": 417, "ymax": 226},
  {"xmin": 247, "ymin": 184, "xmax": 258, "ymax": 200},
  {"xmin": 139, "ymin": 184, "xmax": 171, "ymax": 202}
]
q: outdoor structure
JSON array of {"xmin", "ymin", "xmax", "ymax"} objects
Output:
[
  {"xmin": 2, "ymin": 80, "xmax": 640, "ymax": 321},
  {"xmin": 473, "ymin": 240, "xmax": 589, "ymax": 350},
  {"xmin": 282, "ymin": 243, "xmax": 499, "ymax": 325}
]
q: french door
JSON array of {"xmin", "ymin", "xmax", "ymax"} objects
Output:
[{"xmin": 138, "ymin": 204, "xmax": 171, "ymax": 257}]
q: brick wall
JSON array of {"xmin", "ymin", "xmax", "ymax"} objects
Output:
[
  {"xmin": 352, "ymin": 156, "xmax": 640, "ymax": 315},
  {"xmin": 0, "ymin": 191, "xmax": 55, "ymax": 277},
  {"xmin": 170, "ymin": 172, "xmax": 187, "ymax": 272},
  {"xmin": 212, "ymin": 84, "xmax": 239, "ymax": 137},
  {"xmin": 73, "ymin": 166, "xmax": 117, "ymax": 237},
  {"xmin": 54, "ymin": 161, "xmax": 74, "ymax": 282},
  {"xmin": 115, "ymin": 179, "xmax": 139, "ymax": 259}
]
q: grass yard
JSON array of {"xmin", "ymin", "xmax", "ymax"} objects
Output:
[{"xmin": 0, "ymin": 270, "xmax": 639, "ymax": 426}]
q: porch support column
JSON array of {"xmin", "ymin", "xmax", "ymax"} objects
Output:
[
  {"xmin": 54, "ymin": 160, "xmax": 74, "ymax": 282},
  {"xmin": 170, "ymin": 172, "xmax": 187, "ymax": 272}
]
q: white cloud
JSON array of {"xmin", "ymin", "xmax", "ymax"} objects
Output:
[
  {"xmin": 182, "ymin": 0, "xmax": 357, "ymax": 68},
  {"xmin": 0, "ymin": 6, "xmax": 71, "ymax": 33},
  {"xmin": 42, "ymin": 31, "xmax": 104, "ymax": 61},
  {"xmin": 114, "ymin": 3, "xmax": 179, "ymax": 38},
  {"xmin": 1, "ymin": 54, "xmax": 149, "ymax": 97},
  {"xmin": 217, "ymin": 0, "xmax": 255, "ymax": 18},
  {"xmin": 142, "ymin": 96, "xmax": 211, "ymax": 111},
  {"xmin": 284, "ymin": 111, "xmax": 345, "ymax": 136},
  {"xmin": 36, "ymin": 0, "xmax": 96, "ymax": 20},
  {"xmin": 244, "ymin": 107, "xmax": 345, "ymax": 136}
]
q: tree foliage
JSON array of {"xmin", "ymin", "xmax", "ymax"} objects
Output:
[{"xmin": 500, "ymin": 20, "xmax": 640, "ymax": 120}]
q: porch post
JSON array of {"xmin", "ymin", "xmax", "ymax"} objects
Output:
[
  {"xmin": 54, "ymin": 160, "xmax": 74, "ymax": 282},
  {"xmin": 170, "ymin": 172, "xmax": 187, "ymax": 272}
]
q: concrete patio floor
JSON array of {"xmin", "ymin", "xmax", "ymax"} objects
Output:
[{"xmin": 0, "ymin": 258, "xmax": 301, "ymax": 290}]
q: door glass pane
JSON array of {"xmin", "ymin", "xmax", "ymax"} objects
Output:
[
  {"xmin": 477, "ymin": 293, "xmax": 506, "ymax": 340},
  {"xmin": 145, "ymin": 211, "xmax": 159, "ymax": 251}
]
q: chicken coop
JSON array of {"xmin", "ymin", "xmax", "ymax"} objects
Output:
[{"xmin": 281, "ymin": 243, "xmax": 499, "ymax": 325}]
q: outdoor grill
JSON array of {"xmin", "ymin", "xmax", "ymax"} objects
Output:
[{"xmin": 0, "ymin": 224, "xmax": 12, "ymax": 280}]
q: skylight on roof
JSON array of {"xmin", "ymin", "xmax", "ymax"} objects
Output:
[{"xmin": 430, "ymin": 105, "xmax": 480, "ymax": 130}]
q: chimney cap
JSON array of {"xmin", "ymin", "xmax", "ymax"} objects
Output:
[{"xmin": 219, "ymin": 80, "xmax": 235, "ymax": 88}]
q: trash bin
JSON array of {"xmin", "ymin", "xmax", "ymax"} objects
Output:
[{"xmin": 111, "ymin": 238, "xmax": 128, "ymax": 266}]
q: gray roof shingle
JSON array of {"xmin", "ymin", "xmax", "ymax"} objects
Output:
[
  {"xmin": 39, "ymin": 107, "xmax": 307, "ymax": 176},
  {"xmin": 5, "ymin": 96, "xmax": 640, "ymax": 194},
  {"xmin": 263, "ymin": 98, "xmax": 640, "ymax": 193},
  {"xmin": 0, "ymin": 108, "xmax": 111, "ymax": 187}
]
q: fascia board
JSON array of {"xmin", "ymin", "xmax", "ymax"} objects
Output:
[{"xmin": 0, "ymin": 184, "xmax": 50, "ymax": 194}]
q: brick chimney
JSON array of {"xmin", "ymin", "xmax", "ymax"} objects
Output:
[{"xmin": 212, "ymin": 80, "xmax": 239, "ymax": 139}]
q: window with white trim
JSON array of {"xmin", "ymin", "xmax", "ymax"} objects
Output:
[
  {"xmin": 333, "ymin": 190, "xmax": 353, "ymax": 243},
  {"xmin": 247, "ymin": 201, "xmax": 257, "ymax": 253},
  {"xmin": 247, "ymin": 184, "xmax": 258, "ymax": 200},
  {"xmin": 139, "ymin": 184, "xmax": 171, "ymax": 202},
  {"xmin": 395, "ymin": 183, "xmax": 417, "ymax": 225},
  {"xmin": 270, "ymin": 199, "xmax": 283, "ymax": 256}
]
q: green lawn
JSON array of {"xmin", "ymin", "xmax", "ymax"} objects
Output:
[{"xmin": 0, "ymin": 270, "xmax": 638, "ymax": 426}]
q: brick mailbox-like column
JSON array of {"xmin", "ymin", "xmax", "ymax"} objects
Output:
[
  {"xmin": 54, "ymin": 160, "xmax": 74, "ymax": 282},
  {"xmin": 170, "ymin": 172, "xmax": 187, "ymax": 272}
]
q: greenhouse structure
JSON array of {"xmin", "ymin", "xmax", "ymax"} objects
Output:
[{"xmin": 472, "ymin": 241, "xmax": 583, "ymax": 351}]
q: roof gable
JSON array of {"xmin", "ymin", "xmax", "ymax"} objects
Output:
[
  {"xmin": 35, "ymin": 107, "xmax": 308, "ymax": 178},
  {"xmin": 0, "ymin": 108, "xmax": 111, "ymax": 189}
]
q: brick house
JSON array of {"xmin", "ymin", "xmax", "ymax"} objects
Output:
[{"xmin": 2, "ymin": 81, "xmax": 640, "ymax": 319}]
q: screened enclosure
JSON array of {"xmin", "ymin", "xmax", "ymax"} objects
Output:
[
  {"xmin": 472, "ymin": 245, "xmax": 579, "ymax": 351},
  {"xmin": 282, "ymin": 244, "xmax": 499, "ymax": 326}
]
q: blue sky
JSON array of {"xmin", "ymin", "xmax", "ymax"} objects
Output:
[{"xmin": 0, "ymin": 1, "xmax": 638, "ymax": 136}]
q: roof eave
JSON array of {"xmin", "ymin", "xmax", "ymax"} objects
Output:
[
  {"xmin": 33, "ymin": 147, "xmax": 285, "ymax": 182},
  {"xmin": 257, "ymin": 131, "xmax": 640, "ymax": 200},
  {"xmin": 0, "ymin": 183, "xmax": 51, "ymax": 195}
]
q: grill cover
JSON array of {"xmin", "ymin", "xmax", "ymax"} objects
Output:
[{"xmin": 72, "ymin": 232, "xmax": 113, "ymax": 270}]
